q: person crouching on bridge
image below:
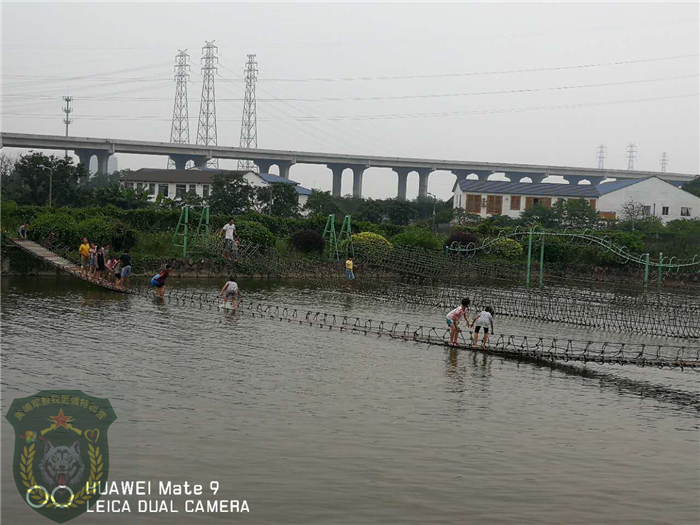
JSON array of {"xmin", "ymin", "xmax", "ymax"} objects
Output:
[
  {"xmin": 18, "ymin": 221, "xmax": 29, "ymax": 239},
  {"xmin": 472, "ymin": 307, "xmax": 495, "ymax": 349},
  {"xmin": 446, "ymin": 298, "xmax": 471, "ymax": 347},
  {"xmin": 151, "ymin": 264, "xmax": 172, "ymax": 298},
  {"xmin": 220, "ymin": 277, "xmax": 242, "ymax": 311}
]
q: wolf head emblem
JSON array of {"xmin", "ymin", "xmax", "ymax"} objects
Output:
[{"xmin": 39, "ymin": 439, "xmax": 84, "ymax": 490}]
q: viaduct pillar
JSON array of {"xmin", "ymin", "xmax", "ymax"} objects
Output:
[
  {"xmin": 394, "ymin": 167, "xmax": 410, "ymax": 200},
  {"xmin": 417, "ymin": 168, "xmax": 432, "ymax": 198},
  {"xmin": 352, "ymin": 166, "xmax": 365, "ymax": 198},
  {"xmin": 277, "ymin": 161, "xmax": 294, "ymax": 179},
  {"xmin": 328, "ymin": 164, "xmax": 345, "ymax": 197},
  {"xmin": 254, "ymin": 159, "xmax": 275, "ymax": 174}
]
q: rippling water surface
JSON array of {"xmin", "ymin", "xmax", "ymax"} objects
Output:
[{"xmin": 2, "ymin": 276, "xmax": 698, "ymax": 524}]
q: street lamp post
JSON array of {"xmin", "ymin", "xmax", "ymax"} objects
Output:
[
  {"xmin": 38, "ymin": 164, "xmax": 53, "ymax": 207},
  {"xmin": 428, "ymin": 192, "xmax": 437, "ymax": 234}
]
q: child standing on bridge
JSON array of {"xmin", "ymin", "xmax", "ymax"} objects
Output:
[
  {"xmin": 472, "ymin": 307, "xmax": 495, "ymax": 349},
  {"xmin": 446, "ymin": 298, "xmax": 471, "ymax": 347},
  {"xmin": 220, "ymin": 277, "xmax": 242, "ymax": 312},
  {"xmin": 151, "ymin": 264, "xmax": 172, "ymax": 299}
]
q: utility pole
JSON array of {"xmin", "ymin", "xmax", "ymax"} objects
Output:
[
  {"xmin": 196, "ymin": 41, "xmax": 219, "ymax": 169},
  {"xmin": 626, "ymin": 143, "xmax": 637, "ymax": 171},
  {"xmin": 62, "ymin": 93, "xmax": 73, "ymax": 157},
  {"xmin": 595, "ymin": 144, "xmax": 606, "ymax": 170},
  {"xmin": 660, "ymin": 152, "xmax": 669, "ymax": 173},
  {"xmin": 238, "ymin": 54, "xmax": 259, "ymax": 172},
  {"xmin": 168, "ymin": 49, "xmax": 191, "ymax": 169}
]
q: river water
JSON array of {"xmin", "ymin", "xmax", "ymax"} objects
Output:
[{"xmin": 2, "ymin": 276, "xmax": 698, "ymax": 524}]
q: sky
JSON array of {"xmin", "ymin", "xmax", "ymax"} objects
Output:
[{"xmin": 2, "ymin": 1, "xmax": 699, "ymax": 200}]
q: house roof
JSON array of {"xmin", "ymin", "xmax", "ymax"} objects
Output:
[
  {"xmin": 258, "ymin": 172, "xmax": 298, "ymax": 185},
  {"xmin": 456, "ymin": 179, "xmax": 599, "ymax": 198},
  {"xmin": 596, "ymin": 178, "xmax": 645, "ymax": 195},
  {"xmin": 122, "ymin": 168, "xmax": 253, "ymax": 184},
  {"xmin": 295, "ymin": 186, "xmax": 312, "ymax": 196}
]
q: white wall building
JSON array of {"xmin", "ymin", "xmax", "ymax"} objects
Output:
[
  {"xmin": 452, "ymin": 176, "xmax": 699, "ymax": 223},
  {"xmin": 120, "ymin": 168, "xmax": 312, "ymax": 213}
]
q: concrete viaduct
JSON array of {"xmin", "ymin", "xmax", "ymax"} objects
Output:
[{"xmin": 1, "ymin": 132, "xmax": 696, "ymax": 199}]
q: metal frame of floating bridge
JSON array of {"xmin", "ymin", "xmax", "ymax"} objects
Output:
[
  {"xmin": 445, "ymin": 227, "xmax": 700, "ymax": 289},
  {"xmin": 171, "ymin": 205, "xmax": 210, "ymax": 257}
]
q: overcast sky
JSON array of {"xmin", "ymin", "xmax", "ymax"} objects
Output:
[{"xmin": 2, "ymin": 1, "xmax": 698, "ymax": 199}]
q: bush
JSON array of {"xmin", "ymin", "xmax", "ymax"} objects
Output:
[
  {"xmin": 290, "ymin": 229, "xmax": 325, "ymax": 253},
  {"xmin": 341, "ymin": 231, "xmax": 393, "ymax": 260},
  {"xmin": 236, "ymin": 220, "xmax": 275, "ymax": 247},
  {"xmin": 77, "ymin": 217, "xmax": 138, "ymax": 251},
  {"xmin": 492, "ymin": 238, "xmax": 523, "ymax": 259},
  {"xmin": 29, "ymin": 212, "xmax": 80, "ymax": 247},
  {"xmin": 391, "ymin": 227, "xmax": 442, "ymax": 252},
  {"xmin": 445, "ymin": 232, "xmax": 479, "ymax": 249}
]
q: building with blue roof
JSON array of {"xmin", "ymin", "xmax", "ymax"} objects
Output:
[{"xmin": 452, "ymin": 176, "xmax": 699, "ymax": 223}]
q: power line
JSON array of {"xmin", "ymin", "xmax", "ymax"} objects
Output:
[
  {"xmin": 8, "ymin": 73, "xmax": 695, "ymax": 104},
  {"xmin": 257, "ymin": 54, "xmax": 700, "ymax": 82},
  {"xmin": 5, "ymin": 53, "xmax": 696, "ymax": 85},
  {"xmin": 5, "ymin": 93, "xmax": 696, "ymax": 123},
  {"xmin": 238, "ymin": 54, "xmax": 259, "ymax": 171},
  {"xmin": 196, "ymin": 41, "xmax": 219, "ymax": 168}
]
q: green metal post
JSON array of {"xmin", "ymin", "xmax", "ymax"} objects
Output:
[
  {"xmin": 657, "ymin": 252, "xmax": 663, "ymax": 288},
  {"xmin": 643, "ymin": 253, "xmax": 650, "ymax": 289},
  {"xmin": 526, "ymin": 229, "xmax": 533, "ymax": 288},
  {"xmin": 204, "ymin": 207, "xmax": 210, "ymax": 237},
  {"xmin": 539, "ymin": 232, "xmax": 545, "ymax": 288},
  {"xmin": 182, "ymin": 206, "xmax": 189, "ymax": 257}
]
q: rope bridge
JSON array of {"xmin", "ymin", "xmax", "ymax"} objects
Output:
[{"xmin": 126, "ymin": 285, "xmax": 700, "ymax": 370}]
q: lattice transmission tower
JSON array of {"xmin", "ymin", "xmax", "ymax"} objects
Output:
[
  {"xmin": 660, "ymin": 152, "xmax": 669, "ymax": 173},
  {"xmin": 595, "ymin": 144, "xmax": 606, "ymax": 169},
  {"xmin": 238, "ymin": 54, "xmax": 259, "ymax": 172},
  {"xmin": 626, "ymin": 143, "xmax": 637, "ymax": 171},
  {"xmin": 196, "ymin": 41, "xmax": 219, "ymax": 168},
  {"xmin": 168, "ymin": 50, "xmax": 191, "ymax": 169}
]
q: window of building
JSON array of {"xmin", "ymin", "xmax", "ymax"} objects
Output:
[
  {"xmin": 202, "ymin": 184, "xmax": 210, "ymax": 199},
  {"xmin": 525, "ymin": 197, "xmax": 552, "ymax": 210},
  {"xmin": 158, "ymin": 184, "xmax": 169, "ymax": 198},
  {"xmin": 188, "ymin": 184, "xmax": 197, "ymax": 193},
  {"xmin": 465, "ymin": 194, "xmax": 481, "ymax": 213},
  {"xmin": 486, "ymin": 195, "xmax": 503, "ymax": 215},
  {"xmin": 681, "ymin": 207, "xmax": 691, "ymax": 217},
  {"xmin": 662, "ymin": 206, "xmax": 669, "ymax": 216},
  {"xmin": 176, "ymin": 184, "xmax": 186, "ymax": 198},
  {"xmin": 148, "ymin": 183, "xmax": 156, "ymax": 195},
  {"xmin": 136, "ymin": 182, "xmax": 143, "ymax": 192},
  {"xmin": 510, "ymin": 196, "xmax": 521, "ymax": 211},
  {"xmin": 643, "ymin": 206, "xmax": 651, "ymax": 216}
]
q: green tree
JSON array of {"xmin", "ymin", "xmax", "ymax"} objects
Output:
[
  {"xmin": 385, "ymin": 198, "xmax": 417, "ymax": 225},
  {"xmin": 562, "ymin": 198, "xmax": 599, "ymax": 229},
  {"xmin": 519, "ymin": 205, "xmax": 560, "ymax": 228},
  {"xmin": 93, "ymin": 183, "xmax": 152, "ymax": 210},
  {"xmin": 208, "ymin": 171, "xmax": 254, "ymax": 215},
  {"xmin": 682, "ymin": 178, "xmax": 700, "ymax": 198},
  {"xmin": 355, "ymin": 199, "xmax": 385, "ymax": 223},
  {"xmin": 303, "ymin": 189, "xmax": 340, "ymax": 216},
  {"xmin": 255, "ymin": 182, "xmax": 299, "ymax": 218},
  {"xmin": 1, "ymin": 152, "xmax": 87, "ymax": 206}
]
